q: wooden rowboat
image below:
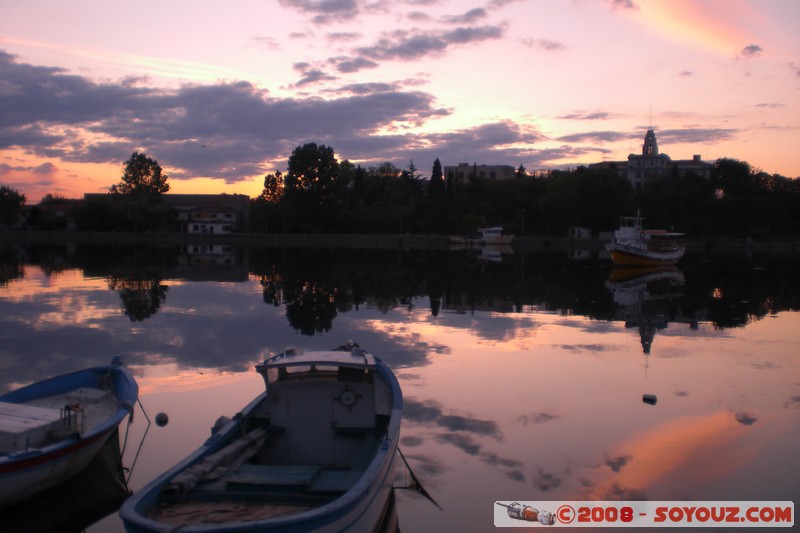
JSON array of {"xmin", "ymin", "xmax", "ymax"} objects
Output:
[{"xmin": 120, "ymin": 345, "xmax": 402, "ymax": 532}]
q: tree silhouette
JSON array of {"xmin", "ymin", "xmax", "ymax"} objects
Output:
[
  {"xmin": 0, "ymin": 185, "xmax": 26, "ymax": 226},
  {"xmin": 108, "ymin": 277, "xmax": 169, "ymax": 321},
  {"xmin": 430, "ymin": 158, "xmax": 445, "ymax": 198},
  {"xmin": 110, "ymin": 152, "xmax": 170, "ymax": 196},
  {"xmin": 284, "ymin": 143, "xmax": 339, "ymax": 198}
]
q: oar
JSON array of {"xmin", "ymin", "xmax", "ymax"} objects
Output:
[{"xmin": 394, "ymin": 447, "xmax": 443, "ymax": 511}]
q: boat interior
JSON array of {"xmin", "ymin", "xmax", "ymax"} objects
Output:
[
  {"xmin": 149, "ymin": 363, "xmax": 395, "ymax": 525},
  {"xmin": 0, "ymin": 387, "xmax": 118, "ymax": 456}
]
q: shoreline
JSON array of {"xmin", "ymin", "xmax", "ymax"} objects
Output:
[{"xmin": 1, "ymin": 230, "xmax": 799, "ymax": 254}]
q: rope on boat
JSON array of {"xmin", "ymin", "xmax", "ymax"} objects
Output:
[
  {"xmin": 121, "ymin": 397, "xmax": 151, "ymax": 484},
  {"xmin": 394, "ymin": 447, "xmax": 443, "ymax": 510}
]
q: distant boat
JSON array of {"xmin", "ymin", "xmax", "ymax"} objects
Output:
[
  {"xmin": 478, "ymin": 226, "xmax": 514, "ymax": 245},
  {"xmin": 606, "ymin": 212, "xmax": 685, "ymax": 266},
  {"xmin": 452, "ymin": 226, "xmax": 514, "ymax": 246},
  {"xmin": 0, "ymin": 357, "xmax": 138, "ymax": 508},
  {"xmin": 120, "ymin": 344, "xmax": 403, "ymax": 533}
]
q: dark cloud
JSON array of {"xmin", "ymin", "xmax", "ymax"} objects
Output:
[
  {"xmin": 522, "ymin": 38, "xmax": 566, "ymax": 51},
  {"xmin": 401, "ymin": 397, "xmax": 525, "ymax": 481},
  {"xmin": 357, "ymin": 25, "xmax": 505, "ymax": 61},
  {"xmin": 400, "ymin": 435, "xmax": 425, "ymax": 447},
  {"xmin": 557, "ymin": 344, "xmax": 609, "ymax": 352},
  {"xmin": 436, "ymin": 432, "xmax": 482, "ymax": 455},
  {"xmin": 0, "ymin": 49, "xmax": 604, "ymax": 186},
  {"xmin": 407, "ymin": 11, "xmax": 432, "ymax": 22},
  {"xmin": 333, "ymin": 82, "xmax": 399, "ymax": 95},
  {"xmin": 557, "ymin": 111, "xmax": 616, "ymax": 121},
  {"xmin": 326, "ymin": 31, "xmax": 362, "ymax": 42},
  {"xmin": 404, "ymin": 399, "xmax": 500, "ymax": 437},
  {"xmin": 654, "ymin": 128, "xmax": 739, "ymax": 144},
  {"xmin": 0, "ymin": 124, "xmax": 65, "ymax": 151},
  {"xmin": 0, "ymin": 50, "xmax": 462, "ymax": 182},
  {"xmin": 605, "ymin": 454, "xmax": 632, "ymax": 473},
  {"xmin": 784, "ymin": 395, "xmax": 800, "ymax": 409},
  {"xmin": 740, "ymin": 44, "xmax": 763, "ymax": 58},
  {"xmin": 278, "ymin": 0, "xmax": 360, "ymax": 23},
  {"xmin": 556, "ymin": 131, "xmax": 631, "ymax": 144},
  {"xmin": 33, "ymin": 162, "xmax": 58, "ymax": 174},
  {"xmin": 0, "ymin": 161, "xmax": 57, "ymax": 175},
  {"xmin": 516, "ymin": 412, "xmax": 560, "ymax": 426},
  {"xmin": 734, "ymin": 412, "xmax": 757, "ymax": 426},
  {"xmin": 531, "ymin": 466, "xmax": 562, "ymax": 491},
  {"xmin": 557, "ymin": 127, "xmax": 738, "ymax": 146},
  {"xmin": 294, "ymin": 67, "xmax": 338, "ymax": 86},
  {"xmin": 434, "ymin": 432, "xmax": 525, "ymax": 482},
  {"xmin": 608, "ymin": 0, "xmax": 638, "ymax": 9},
  {"xmin": 442, "ymin": 8, "xmax": 488, "ymax": 24},
  {"xmin": 328, "ymin": 56, "xmax": 380, "ymax": 73}
]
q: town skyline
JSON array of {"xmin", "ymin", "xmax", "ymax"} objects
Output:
[{"xmin": 1, "ymin": 0, "xmax": 798, "ymax": 203}]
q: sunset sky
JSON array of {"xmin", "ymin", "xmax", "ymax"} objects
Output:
[{"xmin": 1, "ymin": 0, "xmax": 798, "ymax": 202}]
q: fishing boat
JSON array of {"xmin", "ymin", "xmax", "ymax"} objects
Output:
[
  {"xmin": 478, "ymin": 226, "xmax": 514, "ymax": 245},
  {"xmin": 606, "ymin": 212, "xmax": 685, "ymax": 266},
  {"xmin": 0, "ymin": 357, "xmax": 138, "ymax": 508},
  {"xmin": 451, "ymin": 226, "xmax": 514, "ymax": 246},
  {"xmin": 119, "ymin": 344, "xmax": 403, "ymax": 532}
]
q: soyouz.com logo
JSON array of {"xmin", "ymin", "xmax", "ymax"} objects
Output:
[{"xmin": 494, "ymin": 501, "xmax": 794, "ymax": 528}]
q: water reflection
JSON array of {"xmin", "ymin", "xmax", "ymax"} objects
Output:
[
  {"xmin": 606, "ymin": 267, "xmax": 689, "ymax": 355},
  {"xmin": 1, "ymin": 243, "xmax": 798, "ymax": 532},
  {"xmin": 3, "ymin": 244, "xmax": 798, "ymax": 335}
]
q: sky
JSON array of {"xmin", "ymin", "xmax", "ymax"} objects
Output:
[{"xmin": 1, "ymin": 0, "xmax": 798, "ymax": 202}]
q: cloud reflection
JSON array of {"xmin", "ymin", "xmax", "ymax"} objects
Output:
[{"xmin": 580, "ymin": 412, "xmax": 756, "ymax": 501}]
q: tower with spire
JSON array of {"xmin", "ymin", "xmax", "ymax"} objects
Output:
[
  {"xmin": 642, "ymin": 128, "xmax": 658, "ymax": 156},
  {"xmin": 589, "ymin": 127, "xmax": 713, "ymax": 188}
]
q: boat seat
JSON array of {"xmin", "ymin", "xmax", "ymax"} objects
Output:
[
  {"xmin": 225, "ymin": 464, "xmax": 320, "ymax": 489},
  {"xmin": 309, "ymin": 470, "xmax": 362, "ymax": 493}
]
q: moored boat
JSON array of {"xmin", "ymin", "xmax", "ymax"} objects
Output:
[
  {"xmin": 451, "ymin": 226, "xmax": 514, "ymax": 246},
  {"xmin": 478, "ymin": 226, "xmax": 514, "ymax": 245},
  {"xmin": 119, "ymin": 344, "xmax": 403, "ymax": 532},
  {"xmin": 606, "ymin": 212, "xmax": 685, "ymax": 266},
  {"xmin": 0, "ymin": 357, "xmax": 138, "ymax": 508}
]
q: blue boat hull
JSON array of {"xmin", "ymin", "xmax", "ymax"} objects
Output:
[{"xmin": 0, "ymin": 361, "xmax": 138, "ymax": 507}]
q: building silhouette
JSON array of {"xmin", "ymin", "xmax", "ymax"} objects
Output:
[{"xmin": 590, "ymin": 129, "xmax": 712, "ymax": 188}]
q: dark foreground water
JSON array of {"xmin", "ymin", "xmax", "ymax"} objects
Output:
[{"xmin": 1, "ymin": 244, "xmax": 798, "ymax": 532}]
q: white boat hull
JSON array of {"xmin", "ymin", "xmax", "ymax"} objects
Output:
[{"xmin": 0, "ymin": 429, "xmax": 116, "ymax": 506}]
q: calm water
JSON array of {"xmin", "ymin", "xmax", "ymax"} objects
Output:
[{"xmin": 1, "ymin": 244, "xmax": 798, "ymax": 532}]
